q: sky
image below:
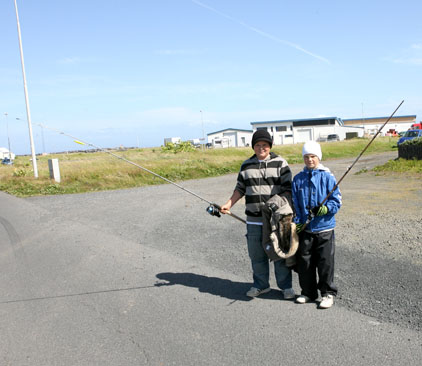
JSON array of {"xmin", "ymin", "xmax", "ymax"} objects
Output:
[{"xmin": 1, "ymin": 0, "xmax": 421, "ymax": 155}]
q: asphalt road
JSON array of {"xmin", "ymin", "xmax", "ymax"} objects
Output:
[{"xmin": 1, "ymin": 151, "xmax": 421, "ymax": 365}]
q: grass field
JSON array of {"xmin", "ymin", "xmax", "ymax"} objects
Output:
[{"xmin": 0, "ymin": 137, "xmax": 417, "ymax": 197}]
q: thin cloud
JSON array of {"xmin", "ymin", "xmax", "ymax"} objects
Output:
[
  {"xmin": 57, "ymin": 57, "xmax": 99, "ymax": 65},
  {"xmin": 155, "ymin": 49, "xmax": 203, "ymax": 55},
  {"xmin": 387, "ymin": 43, "xmax": 422, "ymax": 65},
  {"xmin": 393, "ymin": 58, "xmax": 422, "ymax": 65},
  {"xmin": 191, "ymin": 0, "xmax": 330, "ymax": 64},
  {"xmin": 58, "ymin": 57, "xmax": 81, "ymax": 65}
]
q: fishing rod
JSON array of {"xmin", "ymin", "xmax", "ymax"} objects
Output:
[
  {"xmin": 37, "ymin": 123, "xmax": 246, "ymax": 224},
  {"xmin": 304, "ymin": 100, "xmax": 404, "ymax": 227}
]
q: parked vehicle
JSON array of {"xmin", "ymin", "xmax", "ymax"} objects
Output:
[
  {"xmin": 326, "ymin": 134, "xmax": 340, "ymax": 142},
  {"xmin": 385, "ymin": 128, "xmax": 398, "ymax": 137},
  {"xmin": 410, "ymin": 122, "xmax": 422, "ymax": 130},
  {"xmin": 1, "ymin": 157, "xmax": 13, "ymax": 165},
  {"xmin": 397, "ymin": 129, "xmax": 422, "ymax": 146}
]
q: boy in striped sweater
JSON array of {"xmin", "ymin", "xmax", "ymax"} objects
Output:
[{"xmin": 220, "ymin": 130, "xmax": 294, "ymax": 299}]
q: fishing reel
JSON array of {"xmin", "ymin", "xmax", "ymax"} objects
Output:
[{"xmin": 206, "ymin": 204, "xmax": 221, "ymax": 218}]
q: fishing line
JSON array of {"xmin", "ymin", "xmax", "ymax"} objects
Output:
[
  {"xmin": 319, "ymin": 100, "xmax": 404, "ymax": 206},
  {"xmin": 304, "ymin": 100, "xmax": 404, "ymax": 227},
  {"xmin": 37, "ymin": 123, "xmax": 246, "ymax": 224}
]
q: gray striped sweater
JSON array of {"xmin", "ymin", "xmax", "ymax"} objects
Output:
[{"xmin": 235, "ymin": 152, "xmax": 292, "ymax": 223}]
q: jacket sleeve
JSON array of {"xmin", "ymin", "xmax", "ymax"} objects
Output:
[{"xmin": 325, "ymin": 174, "xmax": 342, "ymax": 215}]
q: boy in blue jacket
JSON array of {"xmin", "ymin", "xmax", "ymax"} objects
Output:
[{"xmin": 292, "ymin": 141, "xmax": 342, "ymax": 309}]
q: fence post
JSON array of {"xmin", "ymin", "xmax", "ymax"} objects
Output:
[{"xmin": 48, "ymin": 159, "xmax": 61, "ymax": 183}]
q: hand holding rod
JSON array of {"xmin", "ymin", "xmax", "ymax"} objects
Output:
[{"xmin": 209, "ymin": 203, "xmax": 246, "ymax": 224}]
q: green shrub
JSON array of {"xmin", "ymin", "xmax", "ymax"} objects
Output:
[
  {"xmin": 12, "ymin": 168, "xmax": 29, "ymax": 177},
  {"xmin": 373, "ymin": 158, "xmax": 422, "ymax": 173},
  {"xmin": 161, "ymin": 141, "xmax": 196, "ymax": 153},
  {"xmin": 402, "ymin": 137, "xmax": 422, "ymax": 146}
]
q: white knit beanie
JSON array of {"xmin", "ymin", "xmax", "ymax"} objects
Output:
[{"xmin": 302, "ymin": 141, "xmax": 322, "ymax": 160}]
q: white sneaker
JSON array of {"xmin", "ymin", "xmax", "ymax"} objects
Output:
[
  {"xmin": 295, "ymin": 295, "xmax": 311, "ymax": 304},
  {"xmin": 319, "ymin": 294, "xmax": 334, "ymax": 309},
  {"xmin": 246, "ymin": 287, "xmax": 271, "ymax": 297},
  {"xmin": 282, "ymin": 288, "xmax": 295, "ymax": 299}
]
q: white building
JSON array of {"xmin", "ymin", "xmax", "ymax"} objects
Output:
[
  {"xmin": 0, "ymin": 147, "xmax": 15, "ymax": 160},
  {"xmin": 187, "ymin": 138, "xmax": 201, "ymax": 147},
  {"xmin": 163, "ymin": 137, "xmax": 182, "ymax": 145},
  {"xmin": 207, "ymin": 128, "xmax": 253, "ymax": 148},
  {"xmin": 250, "ymin": 117, "xmax": 364, "ymax": 145},
  {"xmin": 342, "ymin": 115, "xmax": 416, "ymax": 136}
]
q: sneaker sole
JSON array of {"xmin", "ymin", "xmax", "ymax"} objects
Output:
[
  {"xmin": 295, "ymin": 297, "xmax": 311, "ymax": 304},
  {"xmin": 319, "ymin": 302, "xmax": 334, "ymax": 309}
]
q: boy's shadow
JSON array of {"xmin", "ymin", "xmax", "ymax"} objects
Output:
[{"xmin": 155, "ymin": 272, "xmax": 284, "ymax": 302}]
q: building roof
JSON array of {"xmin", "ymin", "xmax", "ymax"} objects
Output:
[
  {"xmin": 343, "ymin": 115, "xmax": 416, "ymax": 125},
  {"xmin": 251, "ymin": 117, "xmax": 343, "ymax": 125},
  {"xmin": 207, "ymin": 128, "xmax": 253, "ymax": 136}
]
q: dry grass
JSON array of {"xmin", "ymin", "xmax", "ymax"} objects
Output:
[{"xmin": 0, "ymin": 137, "xmax": 403, "ymax": 197}]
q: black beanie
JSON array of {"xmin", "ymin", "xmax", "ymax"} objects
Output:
[{"xmin": 252, "ymin": 130, "xmax": 273, "ymax": 148}]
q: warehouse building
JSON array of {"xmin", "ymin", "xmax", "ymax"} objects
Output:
[
  {"xmin": 206, "ymin": 114, "xmax": 417, "ymax": 148},
  {"xmin": 342, "ymin": 115, "xmax": 416, "ymax": 135},
  {"xmin": 250, "ymin": 117, "xmax": 364, "ymax": 145}
]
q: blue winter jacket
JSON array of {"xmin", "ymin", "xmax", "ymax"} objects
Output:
[{"xmin": 292, "ymin": 164, "xmax": 342, "ymax": 232}]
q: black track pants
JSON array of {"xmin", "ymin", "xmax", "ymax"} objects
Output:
[{"xmin": 296, "ymin": 230, "xmax": 338, "ymax": 299}]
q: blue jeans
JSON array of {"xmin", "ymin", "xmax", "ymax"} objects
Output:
[{"xmin": 246, "ymin": 224, "xmax": 292, "ymax": 290}]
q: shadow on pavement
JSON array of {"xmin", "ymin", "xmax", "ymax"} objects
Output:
[{"xmin": 155, "ymin": 272, "xmax": 285, "ymax": 302}]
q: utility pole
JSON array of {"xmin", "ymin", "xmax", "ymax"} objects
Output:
[
  {"xmin": 200, "ymin": 110, "xmax": 205, "ymax": 151},
  {"xmin": 4, "ymin": 113, "xmax": 12, "ymax": 159},
  {"xmin": 14, "ymin": 0, "xmax": 38, "ymax": 177}
]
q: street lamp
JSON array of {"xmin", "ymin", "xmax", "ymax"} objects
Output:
[
  {"xmin": 14, "ymin": 0, "xmax": 38, "ymax": 177},
  {"xmin": 4, "ymin": 113, "xmax": 12, "ymax": 159}
]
